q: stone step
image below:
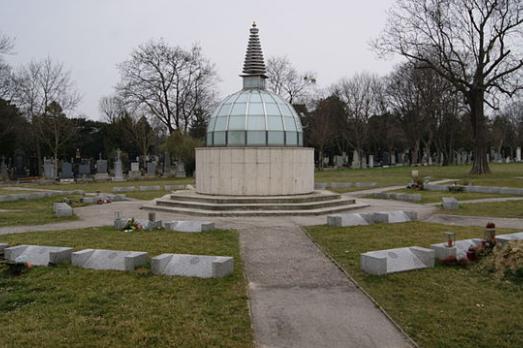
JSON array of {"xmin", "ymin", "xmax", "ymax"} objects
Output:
[
  {"xmin": 155, "ymin": 197, "xmax": 356, "ymax": 211},
  {"xmin": 141, "ymin": 202, "xmax": 369, "ymax": 217},
  {"xmin": 169, "ymin": 190, "xmax": 340, "ymax": 204}
]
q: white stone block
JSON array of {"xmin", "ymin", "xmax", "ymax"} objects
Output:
[
  {"xmin": 139, "ymin": 185, "xmax": 162, "ymax": 191},
  {"xmin": 360, "ymin": 246, "xmax": 434, "ymax": 275},
  {"xmin": 431, "ymin": 239, "xmax": 482, "ymax": 259},
  {"xmin": 53, "ymin": 202, "xmax": 73, "ymax": 217},
  {"xmin": 5, "ymin": 245, "xmax": 72, "ymax": 266},
  {"xmin": 163, "ymin": 220, "xmax": 215, "ymax": 233},
  {"xmin": 496, "ymin": 232, "xmax": 523, "ymax": 244},
  {"xmin": 151, "ymin": 253, "xmax": 233, "ymax": 278},
  {"xmin": 327, "ymin": 213, "xmax": 372, "ymax": 227},
  {"xmin": 72, "ymin": 249, "xmax": 149, "ymax": 271},
  {"xmin": 373, "ymin": 211, "xmax": 417, "ymax": 224},
  {"xmin": 442, "ymin": 197, "xmax": 459, "ymax": 209}
]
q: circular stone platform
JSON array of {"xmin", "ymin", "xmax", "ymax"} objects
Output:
[{"xmin": 195, "ymin": 147, "xmax": 314, "ymax": 196}]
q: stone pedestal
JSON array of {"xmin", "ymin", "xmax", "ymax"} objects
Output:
[{"xmin": 195, "ymin": 147, "xmax": 314, "ymax": 196}]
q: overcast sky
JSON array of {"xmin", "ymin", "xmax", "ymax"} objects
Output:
[{"xmin": 1, "ymin": 0, "xmax": 400, "ymax": 120}]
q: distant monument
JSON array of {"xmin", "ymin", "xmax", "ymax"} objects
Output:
[
  {"xmin": 95, "ymin": 153, "xmax": 110, "ymax": 181},
  {"xmin": 112, "ymin": 149, "xmax": 125, "ymax": 182}
]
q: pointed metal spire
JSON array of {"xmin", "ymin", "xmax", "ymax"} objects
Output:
[{"xmin": 241, "ymin": 22, "xmax": 267, "ymax": 89}]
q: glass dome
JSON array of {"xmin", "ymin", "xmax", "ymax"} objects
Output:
[{"xmin": 206, "ymin": 89, "xmax": 303, "ymax": 147}]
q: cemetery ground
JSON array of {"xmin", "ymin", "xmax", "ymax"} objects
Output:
[
  {"xmin": 0, "ymin": 227, "xmax": 252, "ymax": 347},
  {"xmin": 0, "ymin": 194, "xmax": 85, "ymax": 227},
  {"xmin": 307, "ymin": 222, "xmax": 523, "ymax": 348}
]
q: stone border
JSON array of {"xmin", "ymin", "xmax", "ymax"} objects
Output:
[
  {"xmin": 373, "ymin": 192, "xmax": 422, "ymax": 202},
  {"xmin": 315, "ymin": 182, "xmax": 377, "ymax": 190},
  {"xmin": 425, "ymin": 183, "xmax": 523, "ymax": 196},
  {"xmin": 0, "ymin": 190, "xmax": 85, "ymax": 202}
]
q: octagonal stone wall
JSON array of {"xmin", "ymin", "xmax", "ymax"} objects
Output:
[{"xmin": 195, "ymin": 147, "xmax": 314, "ymax": 196}]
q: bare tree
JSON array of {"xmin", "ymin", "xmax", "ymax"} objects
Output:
[
  {"xmin": 13, "ymin": 57, "xmax": 80, "ymax": 174},
  {"xmin": 0, "ymin": 34, "xmax": 15, "ymax": 101},
  {"xmin": 116, "ymin": 40, "xmax": 217, "ymax": 134},
  {"xmin": 99, "ymin": 95, "xmax": 125, "ymax": 123},
  {"xmin": 266, "ymin": 56, "xmax": 316, "ymax": 104},
  {"xmin": 332, "ymin": 73, "xmax": 385, "ymax": 167},
  {"xmin": 376, "ymin": 0, "xmax": 523, "ymax": 174}
]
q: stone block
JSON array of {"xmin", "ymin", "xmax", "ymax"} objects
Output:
[
  {"xmin": 355, "ymin": 182, "xmax": 377, "ymax": 188},
  {"xmin": 327, "ymin": 213, "xmax": 372, "ymax": 227},
  {"xmin": 373, "ymin": 211, "xmax": 417, "ymax": 224},
  {"xmin": 5, "ymin": 245, "xmax": 73, "ymax": 266},
  {"xmin": 163, "ymin": 220, "xmax": 215, "ymax": 233},
  {"xmin": 139, "ymin": 185, "xmax": 162, "ymax": 191},
  {"xmin": 164, "ymin": 184, "xmax": 186, "ymax": 191},
  {"xmin": 360, "ymin": 246, "xmax": 434, "ymax": 275},
  {"xmin": 496, "ymin": 232, "xmax": 523, "ymax": 244},
  {"xmin": 151, "ymin": 253, "xmax": 233, "ymax": 278},
  {"xmin": 53, "ymin": 202, "xmax": 73, "ymax": 217},
  {"xmin": 112, "ymin": 186, "xmax": 136, "ymax": 193},
  {"xmin": 442, "ymin": 197, "xmax": 459, "ymax": 209},
  {"xmin": 72, "ymin": 249, "xmax": 149, "ymax": 271},
  {"xmin": 431, "ymin": 238, "xmax": 482, "ymax": 259}
]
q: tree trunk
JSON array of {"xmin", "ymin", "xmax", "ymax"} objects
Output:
[{"xmin": 469, "ymin": 91, "xmax": 490, "ymax": 174}]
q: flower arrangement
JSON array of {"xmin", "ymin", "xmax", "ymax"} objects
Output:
[{"xmin": 123, "ymin": 218, "xmax": 142, "ymax": 233}]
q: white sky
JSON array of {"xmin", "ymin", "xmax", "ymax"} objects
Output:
[{"xmin": 1, "ymin": 0, "xmax": 400, "ymax": 120}]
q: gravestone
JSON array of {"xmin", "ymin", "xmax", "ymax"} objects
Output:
[
  {"xmin": 128, "ymin": 162, "xmax": 141, "ymax": 179},
  {"xmin": 334, "ymin": 155, "xmax": 344, "ymax": 168},
  {"xmin": 391, "ymin": 152, "xmax": 396, "ymax": 165},
  {"xmin": 431, "ymin": 238, "xmax": 482, "ymax": 260},
  {"xmin": 368, "ymin": 155, "xmax": 374, "ymax": 168},
  {"xmin": 5, "ymin": 245, "xmax": 73, "ymax": 266},
  {"xmin": 361, "ymin": 156, "xmax": 367, "ymax": 169},
  {"xmin": 496, "ymin": 232, "xmax": 523, "ymax": 244},
  {"xmin": 327, "ymin": 213, "xmax": 373, "ymax": 227},
  {"xmin": 175, "ymin": 161, "xmax": 186, "ymax": 178},
  {"xmin": 163, "ymin": 220, "xmax": 215, "ymax": 233},
  {"xmin": 352, "ymin": 150, "xmax": 360, "ymax": 168},
  {"xmin": 61, "ymin": 161, "xmax": 73, "ymax": 179},
  {"xmin": 441, "ymin": 197, "xmax": 459, "ymax": 210},
  {"xmin": 163, "ymin": 151, "xmax": 172, "ymax": 177},
  {"xmin": 78, "ymin": 161, "xmax": 91, "ymax": 177},
  {"xmin": 151, "ymin": 253, "xmax": 233, "ymax": 278},
  {"xmin": 373, "ymin": 211, "xmax": 417, "ymax": 224},
  {"xmin": 95, "ymin": 154, "xmax": 110, "ymax": 180},
  {"xmin": 72, "ymin": 249, "xmax": 149, "ymax": 272},
  {"xmin": 147, "ymin": 162, "xmax": 157, "ymax": 177},
  {"xmin": 517, "ymin": 147, "xmax": 521, "ymax": 162},
  {"xmin": 112, "ymin": 149, "xmax": 124, "ymax": 181},
  {"xmin": 53, "ymin": 202, "xmax": 73, "ymax": 217},
  {"xmin": 361, "ymin": 246, "xmax": 435, "ymax": 275},
  {"xmin": 43, "ymin": 158, "xmax": 56, "ymax": 179},
  {"xmin": 0, "ymin": 156, "xmax": 8, "ymax": 181}
]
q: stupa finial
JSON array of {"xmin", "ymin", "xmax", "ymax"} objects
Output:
[{"xmin": 242, "ymin": 21, "xmax": 267, "ymax": 81}]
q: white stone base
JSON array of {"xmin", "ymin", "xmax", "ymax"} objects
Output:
[{"xmin": 195, "ymin": 147, "xmax": 314, "ymax": 196}]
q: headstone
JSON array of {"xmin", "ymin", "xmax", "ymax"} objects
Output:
[
  {"xmin": 72, "ymin": 249, "xmax": 149, "ymax": 271},
  {"xmin": 163, "ymin": 220, "xmax": 215, "ymax": 233},
  {"xmin": 391, "ymin": 152, "xmax": 396, "ymax": 165},
  {"xmin": 175, "ymin": 161, "xmax": 186, "ymax": 178},
  {"xmin": 0, "ymin": 156, "xmax": 8, "ymax": 181},
  {"xmin": 431, "ymin": 239, "xmax": 482, "ymax": 260},
  {"xmin": 163, "ymin": 152, "xmax": 172, "ymax": 177},
  {"xmin": 361, "ymin": 156, "xmax": 367, "ymax": 169},
  {"xmin": 373, "ymin": 211, "xmax": 417, "ymax": 224},
  {"xmin": 53, "ymin": 202, "xmax": 73, "ymax": 217},
  {"xmin": 368, "ymin": 155, "xmax": 374, "ymax": 168},
  {"xmin": 352, "ymin": 150, "xmax": 360, "ymax": 168},
  {"xmin": 360, "ymin": 246, "xmax": 435, "ymax": 275},
  {"xmin": 495, "ymin": 232, "xmax": 523, "ymax": 245},
  {"xmin": 78, "ymin": 161, "xmax": 91, "ymax": 177},
  {"xmin": 441, "ymin": 197, "xmax": 459, "ymax": 210},
  {"xmin": 5, "ymin": 245, "xmax": 73, "ymax": 266},
  {"xmin": 95, "ymin": 154, "xmax": 110, "ymax": 180},
  {"xmin": 334, "ymin": 155, "xmax": 344, "ymax": 168},
  {"xmin": 43, "ymin": 158, "xmax": 56, "ymax": 179},
  {"xmin": 61, "ymin": 161, "xmax": 73, "ymax": 179},
  {"xmin": 112, "ymin": 149, "xmax": 125, "ymax": 181},
  {"xmin": 516, "ymin": 147, "xmax": 521, "ymax": 162},
  {"xmin": 327, "ymin": 213, "xmax": 372, "ymax": 227},
  {"xmin": 147, "ymin": 162, "xmax": 157, "ymax": 177},
  {"xmin": 151, "ymin": 253, "xmax": 233, "ymax": 278},
  {"xmin": 128, "ymin": 162, "xmax": 141, "ymax": 179}
]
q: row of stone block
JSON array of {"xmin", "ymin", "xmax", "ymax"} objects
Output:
[
  {"xmin": 373, "ymin": 192, "xmax": 422, "ymax": 202},
  {"xmin": 425, "ymin": 183, "xmax": 523, "ymax": 196},
  {"xmin": 327, "ymin": 211, "xmax": 417, "ymax": 227},
  {"xmin": 0, "ymin": 190, "xmax": 84, "ymax": 202},
  {"xmin": 1, "ymin": 244, "xmax": 233, "ymax": 278},
  {"xmin": 112, "ymin": 184, "xmax": 187, "ymax": 193},
  {"xmin": 361, "ymin": 231, "xmax": 523, "ymax": 275},
  {"xmin": 114, "ymin": 218, "xmax": 214, "ymax": 233},
  {"xmin": 314, "ymin": 182, "xmax": 377, "ymax": 190}
]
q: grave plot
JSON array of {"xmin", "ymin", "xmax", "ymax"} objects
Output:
[
  {"xmin": 360, "ymin": 246, "xmax": 434, "ymax": 275},
  {"xmin": 163, "ymin": 220, "xmax": 215, "ymax": 233},
  {"xmin": 152, "ymin": 253, "xmax": 233, "ymax": 278},
  {"xmin": 431, "ymin": 238, "xmax": 482, "ymax": 260},
  {"xmin": 373, "ymin": 211, "xmax": 417, "ymax": 223},
  {"xmin": 72, "ymin": 249, "xmax": 149, "ymax": 271},
  {"xmin": 496, "ymin": 231, "xmax": 523, "ymax": 244},
  {"xmin": 4, "ymin": 245, "xmax": 72, "ymax": 266},
  {"xmin": 327, "ymin": 213, "xmax": 373, "ymax": 227}
]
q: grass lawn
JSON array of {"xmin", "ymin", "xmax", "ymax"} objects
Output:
[
  {"xmin": 20, "ymin": 177, "xmax": 194, "ymax": 194},
  {"xmin": 440, "ymin": 200, "xmax": 523, "ymax": 219},
  {"xmin": 0, "ymin": 227, "xmax": 252, "ymax": 347},
  {"xmin": 0, "ymin": 195, "xmax": 86, "ymax": 227},
  {"xmin": 306, "ymin": 222, "xmax": 523, "ymax": 348},
  {"xmin": 315, "ymin": 163, "xmax": 523, "ymax": 188},
  {"xmin": 381, "ymin": 188, "xmax": 512, "ymax": 203}
]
